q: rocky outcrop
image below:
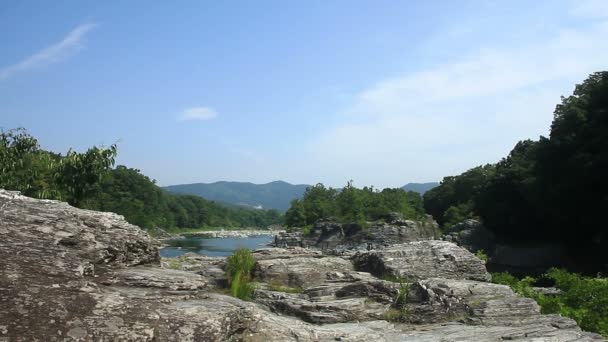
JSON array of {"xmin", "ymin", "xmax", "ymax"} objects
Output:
[
  {"xmin": 0, "ymin": 189, "xmax": 603, "ymax": 341},
  {"xmin": 442, "ymin": 219, "xmax": 495, "ymax": 253},
  {"xmin": 352, "ymin": 240, "xmax": 491, "ymax": 281},
  {"xmin": 251, "ymin": 247, "xmax": 400, "ymax": 323},
  {"xmin": 185, "ymin": 229, "xmax": 283, "ymax": 239},
  {"xmin": 274, "ymin": 214, "xmax": 441, "ymax": 250},
  {"xmin": 253, "ymin": 247, "xmax": 354, "ymax": 288}
]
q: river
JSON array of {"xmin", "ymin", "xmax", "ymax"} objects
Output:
[{"xmin": 160, "ymin": 235, "xmax": 275, "ymax": 257}]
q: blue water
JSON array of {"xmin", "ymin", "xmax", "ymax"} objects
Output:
[{"xmin": 160, "ymin": 235, "xmax": 274, "ymax": 258}]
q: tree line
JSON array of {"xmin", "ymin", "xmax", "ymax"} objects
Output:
[
  {"xmin": 423, "ymin": 71, "xmax": 607, "ymax": 265},
  {"xmin": 0, "ymin": 128, "xmax": 283, "ymax": 230},
  {"xmin": 285, "ymin": 181, "xmax": 425, "ymax": 227}
]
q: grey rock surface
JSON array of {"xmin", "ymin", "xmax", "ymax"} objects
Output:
[
  {"xmin": 352, "ymin": 240, "xmax": 492, "ymax": 281},
  {"xmin": 274, "ymin": 215, "xmax": 441, "ymax": 250},
  {"xmin": 253, "ymin": 247, "xmax": 353, "ymax": 288},
  {"xmin": 0, "ymin": 189, "xmax": 603, "ymax": 341},
  {"xmin": 442, "ymin": 219, "xmax": 496, "ymax": 254}
]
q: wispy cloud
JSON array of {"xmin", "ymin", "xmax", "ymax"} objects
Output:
[
  {"xmin": 178, "ymin": 107, "xmax": 218, "ymax": 121},
  {"xmin": 0, "ymin": 23, "xmax": 97, "ymax": 81},
  {"xmin": 296, "ymin": 3, "xmax": 608, "ymax": 188}
]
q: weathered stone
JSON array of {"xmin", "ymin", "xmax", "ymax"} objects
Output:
[
  {"xmin": 406, "ymin": 278, "xmax": 540, "ymax": 324},
  {"xmin": 277, "ymin": 216, "xmax": 441, "ymax": 251},
  {"xmin": 1, "ymin": 189, "xmax": 604, "ymax": 341},
  {"xmin": 254, "ymin": 250, "xmax": 353, "ymax": 288},
  {"xmin": 352, "ymin": 240, "xmax": 491, "ymax": 282},
  {"xmin": 442, "ymin": 219, "xmax": 495, "ymax": 254},
  {"xmin": 161, "ymin": 253, "xmax": 227, "ymax": 287},
  {"xmin": 254, "ymin": 271, "xmax": 400, "ymax": 324}
]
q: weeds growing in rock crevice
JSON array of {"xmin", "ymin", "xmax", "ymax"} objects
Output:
[
  {"xmin": 267, "ymin": 280, "xmax": 304, "ymax": 294},
  {"xmin": 226, "ymin": 248, "xmax": 256, "ymax": 300},
  {"xmin": 385, "ymin": 279, "xmax": 410, "ymax": 322}
]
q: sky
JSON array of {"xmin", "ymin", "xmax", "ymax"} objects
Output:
[{"xmin": 1, "ymin": 0, "xmax": 607, "ymax": 188}]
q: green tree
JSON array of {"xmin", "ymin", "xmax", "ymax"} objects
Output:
[
  {"xmin": 423, "ymin": 164, "xmax": 495, "ymax": 227},
  {"xmin": 54, "ymin": 145, "xmax": 117, "ymax": 206}
]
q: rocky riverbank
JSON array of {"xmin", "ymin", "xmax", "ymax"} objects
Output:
[
  {"xmin": 0, "ymin": 189, "xmax": 604, "ymax": 341},
  {"xmin": 182, "ymin": 229, "xmax": 284, "ymax": 239}
]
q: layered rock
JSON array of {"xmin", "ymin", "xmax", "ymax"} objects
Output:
[
  {"xmin": 0, "ymin": 189, "xmax": 603, "ymax": 341},
  {"xmin": 442, "ymin": 219, "xmax": 495, "ymax": 254},
  {"xmin": 253, "ymin": 247, "xmax": 354, "ymax": 288},
  {"xmin": 274, "ymin": 214, "xmax": 441, "ymax": 250},
  {"xmin": 352, "ymin": 240, "xmax": 491, "ymax": 281},
  {"xmin": 251, "ymin": 248, "xmax": 398, "ymax": 324}
]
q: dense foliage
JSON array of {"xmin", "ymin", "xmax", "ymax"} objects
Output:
[
  {"xmin": 226, "ymin": 249, "xmax": 256, "ymax": 300},
  {"xmin": 423, "ymin": 164, "xmax": 495, "ymax": 227},
  {"xmin": 493, "ymin": 270, "xmax": 608, "ymax": 337},
  {"xmin": 423, "ymin": 72, "xmax": 607, "ymax": 263},
  {"xmin": 0, "ymin": 129, "xmax": 283, "ymax": 230},
  {"xmin": 1, "ymin": 128, "xmax": 117, "ymax": 206},
  {"xmin": 285, "ymin": 181, "xmax": 425, "ymax": 227}
]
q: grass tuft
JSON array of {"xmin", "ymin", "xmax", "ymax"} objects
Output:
[{"xmin": 226, "ymin": 248, "xmax": 257, "ymax": 300}]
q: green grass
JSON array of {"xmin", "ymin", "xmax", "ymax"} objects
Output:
[
  {"xmin": 492, "ymin": 269, "xmax": 608, "ymax": 337},
  {"xmin": 383, "ymin": 277, "xmax": 410, "ymax": 322},
  {"xmin": 475, "ymin": 249, "xmax": 489, "ymax": 263},
  {"xmin": 226, "ymin": 248, "xmax": 257, "ymax": 300},
  {"xmin": 267, "ymin": 280, "xmax": 303, "ymax": 294}
]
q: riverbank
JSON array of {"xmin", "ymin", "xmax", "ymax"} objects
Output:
[
  {"xmin": 151, "ymin": 226, "xmax": 285, "ymax": 240},
  {"xmin": 182, "ymin": 229, "xmax": 284, "ymax": 238}
]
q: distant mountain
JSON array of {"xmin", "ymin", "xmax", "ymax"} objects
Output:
[
  {"xmin": 401, "ymin": 182, "xmax": 439, "ymax": 194},
  {"xmin": 163, "ymin": 180, "xmax": 309, "ymax": 212}
]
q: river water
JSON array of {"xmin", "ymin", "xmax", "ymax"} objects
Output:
[{"xmin": 160, "ymin": 235, "xmax": 275, "ymax": 257}]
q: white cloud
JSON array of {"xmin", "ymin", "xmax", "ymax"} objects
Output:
[
  {"xmin": 178, "ymin": 107, "xmax": 218, "ymax": 121},
  {"xmin": 0, "ymin": 23, "xmax": 96, "ymax": 81},
  {"xmin": 571, "ymin": 0, "xmax": 608, "ymax": 19},
  {"xmin": 297, "ymin": 12, "xmax": 608, "ymax": 188}
]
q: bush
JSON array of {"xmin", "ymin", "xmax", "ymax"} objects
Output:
[
  {"xmin": 226, "ymin": 249, "xmax": 256, "ymax": 300},
  {"xmin": 475, "ymin": 249, "xmax": 488, "ymax": 263},
  {"xmin": 492, "ymin": 269, "xmax": 608, "ymax": 337}
]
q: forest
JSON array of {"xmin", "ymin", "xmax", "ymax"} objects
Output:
[
  {"xmin": 284, "ymin": 181, "xmax": 425, "ymax": 227},
  {"xmin": 422, "ymin": 71, "xmax": 607, "ymax": 265},
  {"xmin": 0, "ymin": 129, "xmax": 283, "ymax": 230}
]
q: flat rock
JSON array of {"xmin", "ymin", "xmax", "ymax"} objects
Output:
[{"xmin": 254, "ymin": 250, "xmax": 353, "ymax": 288}]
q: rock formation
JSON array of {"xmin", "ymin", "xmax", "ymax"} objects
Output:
[
  {"xmin": 0, "ymin": 189, "xmax": 604, "ymax": 341},
  {"xmin": 274, "ymin": 213, "xmax": 441, "ymax": 250},
  {"xmin": 442, "ymin": 219, "xmax": 496, "ymax": 253}
]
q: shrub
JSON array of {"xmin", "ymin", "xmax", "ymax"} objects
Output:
[
  {"xmin": 492, "ymin": 269, "xmax": 608, "ymax": 337},
  {"xmin": 475, "ymin": 249, "xmax": 488, "ymax": 263},
  {"xmin": 302, "ymin": 225, "xmax": 312, "ymax": 236},
  {"xmin": 226, "ymin": 249, "xmax": 256, "ymax": 300}
]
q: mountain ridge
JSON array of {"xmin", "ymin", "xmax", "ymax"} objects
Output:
[{"xmin": 164, "ymin": 180, "xmax": 438, "ymax": 211}]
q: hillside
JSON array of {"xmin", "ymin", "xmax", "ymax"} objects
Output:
[
  {"xmin": 402, "ymin": 182, "xmax": 439, "ymax": 194},
  {"xmin": 164, "ymin": 180, "xmax": 309, "ymax": 211}
]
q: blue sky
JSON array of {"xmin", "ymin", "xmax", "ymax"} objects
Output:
[{"xmin": 1, "ymin": 1, "xmax": 607, "ymax": 188}]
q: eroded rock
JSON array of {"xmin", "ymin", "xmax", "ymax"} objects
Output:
[{"xmin": 352, "ymin": 240, "xmax": 491, "ymax": 282}]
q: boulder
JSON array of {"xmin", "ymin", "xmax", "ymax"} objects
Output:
[
  {"xmin": 253, "ymin": 248, "xmax": 353, "ymax": 288},
  {"xmin": 405, "ymin": 278, "xmax": 541, "ymax": 324},
  {"xmin": 254, "ymin": 271, "xmax": 400, "ymax": 324},
  {"xmin": 352, "ymin": 240, "xmax": 491, "ymax": 281},
  {"xmin": 442, "ymin": 219, "xmax": 495, "ymax": 254}
]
